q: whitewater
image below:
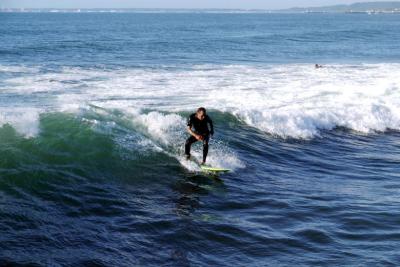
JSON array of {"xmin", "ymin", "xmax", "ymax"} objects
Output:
[{"xmin": 2, "ymin": 63, "xmax": 400, "ymax": 139}]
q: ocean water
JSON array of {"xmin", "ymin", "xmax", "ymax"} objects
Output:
[{"xmin": 1, "ymin": 12, "xmax": 400, "ymax": 266}]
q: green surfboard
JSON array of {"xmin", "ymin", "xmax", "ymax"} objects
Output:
[{"xmin": 200, "ymin": 165, "xmax": 231, "ymax": 174}]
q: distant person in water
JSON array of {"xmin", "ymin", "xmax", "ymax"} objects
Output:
[
  {"xmin": 315, "ymin": 64, "xmax": 323, "ymax": 69},
  {"xmin": 185, "ymin": 107, "xmax": 214, "ymax": 165}
]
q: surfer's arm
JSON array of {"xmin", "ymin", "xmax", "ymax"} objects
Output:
[
  {"xmin": 187, "ymin": 126, "xmax": 195, "ymax": 136},
  {"xmin": 186, "ymin": 117, "xmax": 201, "ymax": 139},
  {"xmin": 208, "ymin": 117, "xmax": 214, "ymax": 136},
  {"xmin": 187, "ymin": 126, "xmax": 202, "ymax": 140},
  {"xmin": 187, "ymin": 115, "xmax": 200, "ymax": 139},
  {"xmin": 187, "ymin": 116, "xmax": 196, "ymax": 137}
]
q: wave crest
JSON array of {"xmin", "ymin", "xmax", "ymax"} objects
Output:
[{"xmin": 1, "ymin": 63, "xmax": 400, "ymax": 139}]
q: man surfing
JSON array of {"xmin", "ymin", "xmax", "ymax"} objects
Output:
[{"xmin": 185, "ymin": 107, "xmax": 214, "ymax": 165}]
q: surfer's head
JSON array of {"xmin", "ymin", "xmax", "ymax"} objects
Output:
[{"xmin": 196, "ymin": 107, "xmax": 206, "ymax": 120}]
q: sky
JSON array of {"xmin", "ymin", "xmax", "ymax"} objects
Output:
[{"xmin": 1, "ymin": 0, "xmax": 397, "ymax": 10}]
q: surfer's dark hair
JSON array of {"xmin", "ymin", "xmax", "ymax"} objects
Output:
[{"xmin": 197, "ymin": 107, "xmax": 206, "ymax": 114}]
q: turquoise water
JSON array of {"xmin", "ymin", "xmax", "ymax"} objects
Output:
[{"xmin": 1, "ymin": 12, "xmax": 400, "ymax": 266}]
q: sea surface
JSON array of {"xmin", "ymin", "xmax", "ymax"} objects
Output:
[{"xmin": 1, "ymin": 12, "xmax": 400, "ymax": 266}]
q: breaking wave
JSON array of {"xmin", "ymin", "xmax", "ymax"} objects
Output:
[{"xmin": 1, "ymin": 63, "xmax": 400, "ymax": 140}]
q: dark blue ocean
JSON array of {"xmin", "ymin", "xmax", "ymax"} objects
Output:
[{"xmin": 1, "ymin": 12, "xmax": 400, "ymax": 266}]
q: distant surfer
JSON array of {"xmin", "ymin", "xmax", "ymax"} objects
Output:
[
  {"xmin": 315, "ymin": 64, "xmax": 323, "ymax": 69},
  {"xmin": 185, "ymin": 107, "xmax": 214, "ymax": 165}
]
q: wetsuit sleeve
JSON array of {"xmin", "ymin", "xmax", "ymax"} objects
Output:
[
  {"xmin": 208, "ymin": 117, "xmax": 214, "ymax": 135},
  {"xmin": 187, "ymin": 115, "xmax": 193, "ymax": 128}
]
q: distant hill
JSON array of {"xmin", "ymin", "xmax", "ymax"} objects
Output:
[
  {"xmin": 1, "ymin": 2, "xmax": 400, "ymax": 14},
  {"xmin": 281, "ymin": 1, "xmax": 400, "ymax": 13}
]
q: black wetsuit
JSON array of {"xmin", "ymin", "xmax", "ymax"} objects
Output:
[{"xmin": 185, "ymin": 113, "xmax": 214, "ymax": 163}]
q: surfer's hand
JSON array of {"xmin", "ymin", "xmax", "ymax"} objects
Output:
[{"xmin": 196, "ymin": 134, "xmax": 203, "ymax": 141}]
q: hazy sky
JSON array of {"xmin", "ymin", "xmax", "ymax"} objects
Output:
[{"xmin": 1, "ymin": 0, "xmax": 397, "ymax": 9}]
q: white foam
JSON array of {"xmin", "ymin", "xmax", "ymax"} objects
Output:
[
  {"xmin": 0, "ymin": 65, "xmax": 38, "ymax": 73},
  {"xmin": 190, "ymin": 142, "xmax": 245, "ymax": 170},
  {"xmin": 0, "ymin": 108, "xmax": 40, "ymax": 137},
  {"xmin": 133, "ymin": 111, "xmax": 186, "ymax": 146},
  {"xmin": 2, "ymin": 63, "xmax": 400, "ymax": 140},
  {"xmin": 200, "ymin": 64, "xmax": 400, "ymax": 138}
]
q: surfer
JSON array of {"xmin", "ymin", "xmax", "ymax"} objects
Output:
[{"xmin": 185, "ymin": 107, "xmax": 214, "ymax": 165}]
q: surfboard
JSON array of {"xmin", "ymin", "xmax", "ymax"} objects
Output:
[{"xmin": 200, "ymin": 165, "xmax": 231, "ymax": 174}]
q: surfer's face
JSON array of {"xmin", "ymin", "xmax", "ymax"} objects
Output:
[{"xmin": 196, "ymin": 111, "xmax": 205, "ymax": 120}]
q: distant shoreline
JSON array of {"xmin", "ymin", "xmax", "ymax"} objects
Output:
[{"xmin": 1, "ymin": 8, "xmax": 400, "ymax": 14}]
